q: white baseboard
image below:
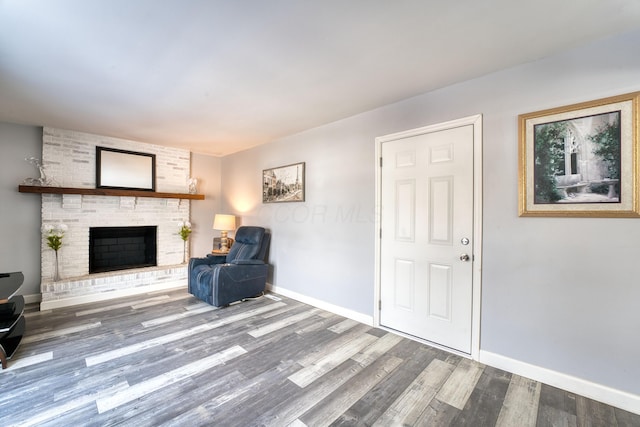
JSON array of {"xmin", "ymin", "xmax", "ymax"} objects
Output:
[
  {"xmin": 39, "ymin": 281, "xmax": 185, "ymax": 311},
  {"xmin": 23, "ymin": 294, "xmax": 42, "ymax": 305},
  {"xmin": 479, "ymin": 350, "xmax": 640, "ymax": 415},
  {"xmin": 267, "ymin": 283, "xmax": 374, "ymax": 326}
]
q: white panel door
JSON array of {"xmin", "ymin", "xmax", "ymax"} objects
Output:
[{"xmin": 380, "ymin": 124, "xmax": 474, "ymax": 353}]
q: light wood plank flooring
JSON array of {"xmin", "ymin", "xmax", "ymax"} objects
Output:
[{"xmin": 0, "ymin": 289, "xmax": 637, "ymax": 426}]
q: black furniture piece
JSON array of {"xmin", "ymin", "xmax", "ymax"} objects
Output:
[
  {"xmin": 0, "ymin": 272, "xmax": 26, "ymax": 369},
  {"xmin": 188, "ymin": 226, "xmax": 270, "ymax": 307}
]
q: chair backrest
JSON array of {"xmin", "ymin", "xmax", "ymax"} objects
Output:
[
  {"xmin": 256, "ymin": 231, "xmax": 270, "ymax": 262},
  {"xmin": 226, "ymin": 226, "xmax": 269, "ymax": 262}
]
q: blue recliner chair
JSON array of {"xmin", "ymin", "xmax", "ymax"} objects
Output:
[{"xmin": 188, "ymin": 226, "xmax": 270, "ymax": 307}]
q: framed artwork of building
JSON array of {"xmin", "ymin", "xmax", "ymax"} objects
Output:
[{"xmin": 263, "ymin": 162, "xmax": 305, "ymax": 203}]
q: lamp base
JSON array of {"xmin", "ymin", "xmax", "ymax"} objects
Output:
[{"xmin": 220, "ymin": 231, "xmax": 229, "ymax": 252}]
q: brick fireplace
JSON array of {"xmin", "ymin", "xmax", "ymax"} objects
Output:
[
  {"xmin": 89, "ymin": 226, "xmax": 157, "ymax": 273},
  {"xmin": 39, "ymin": 128, "xmax": 192, "ymax": 310}
]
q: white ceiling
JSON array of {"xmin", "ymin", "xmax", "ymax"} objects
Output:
[{"xmin": 2, "ymin": 0, "xmax": 640, "ymax": 157}]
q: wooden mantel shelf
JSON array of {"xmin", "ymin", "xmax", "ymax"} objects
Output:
[{"xmin": 18, "ymin": 185, "xmax": 205, "ymax": 200}]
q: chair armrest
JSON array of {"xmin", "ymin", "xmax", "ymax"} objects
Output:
[
  {"xmin": 229, "ymin": 259, "xmax": 265, "ymax": 265},
  {"xmin": 188, "ymin": 256, "xmax": 228, "ymax": 302},
  {"xmin": 190, "ymin": 256, "xmax": 226, "ymax": 269}
]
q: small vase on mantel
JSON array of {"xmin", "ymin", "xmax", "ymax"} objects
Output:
[{"xmin": 187, "ymin": 178, "xmax": 198, "ymax": 195}]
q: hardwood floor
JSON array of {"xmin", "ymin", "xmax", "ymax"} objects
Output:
[{"xmin": 0, "ymin": 289, "xmax": 637, "ymax": 426}]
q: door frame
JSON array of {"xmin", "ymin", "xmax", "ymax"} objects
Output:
[{"xmin": 374, "ymin": 114, "xmax": 483, "ymax": 360}]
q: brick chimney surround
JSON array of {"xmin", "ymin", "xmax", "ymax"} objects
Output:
[{"xmin": 39, "ymin": 128, "xmax": 192, "ymax": 310}]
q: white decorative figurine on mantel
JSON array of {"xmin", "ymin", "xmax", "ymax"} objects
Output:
[
  {"xmin": 22, "ymin": 157, "xmax": 57, "ymax": 186},
  {"xmin": 187, "ymin": 177, "xmax": 198, "ymax": 194}
]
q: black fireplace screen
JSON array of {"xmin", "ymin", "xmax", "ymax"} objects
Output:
[{"xmin": 89, "ymin": 226, "xmax": 157, "ymax": 273}]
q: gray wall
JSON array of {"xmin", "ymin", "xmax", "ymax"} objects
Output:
[
  {"xmin": 221, "ymin": 29, "xmax": 640, "ymax": 396},
  {"xmin": 222, "ymin": 118, "xmax": 378, "ymax": 313},
  {"xmin": 0, "ymin": 123, "xmax": 43, "ymax": 297},
  {"xmin": 190, "ymin": 152, "xmax": 222, "ymax": 257}
]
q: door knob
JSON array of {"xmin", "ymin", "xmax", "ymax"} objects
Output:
[{"xmin": 459, "ymin": 253, "xmax": 470, "ymax": 262}]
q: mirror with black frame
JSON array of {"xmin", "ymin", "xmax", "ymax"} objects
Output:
[{"xmin": 96, "ymin": 147, "xmax": 156, "ymax": 191}]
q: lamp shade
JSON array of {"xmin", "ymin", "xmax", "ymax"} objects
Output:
[{"xmin": 213, "ymin": 214, "xmax": 236, "ymax": 231}]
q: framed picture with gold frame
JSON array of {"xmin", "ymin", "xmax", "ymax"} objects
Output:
[{"xmin": 518, "ymin": 92, "xmax": 639, "ymax": 217}]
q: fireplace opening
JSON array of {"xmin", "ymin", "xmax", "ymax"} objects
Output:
[{"xmin": 89, "ymin": 226, "xmax": 157, "ymax": 273}]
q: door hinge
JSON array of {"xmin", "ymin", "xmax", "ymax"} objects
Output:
[
  {"xmin": 379, "ymin": 157, "xmax": 383, "ymax": 167},
  {"xmin": 379, "ymin": 228, "xmax": 382, "ymax": 239},
  {"xmin": 379, "ymin": 300, "xmax": 382, "ymax": 310}
]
